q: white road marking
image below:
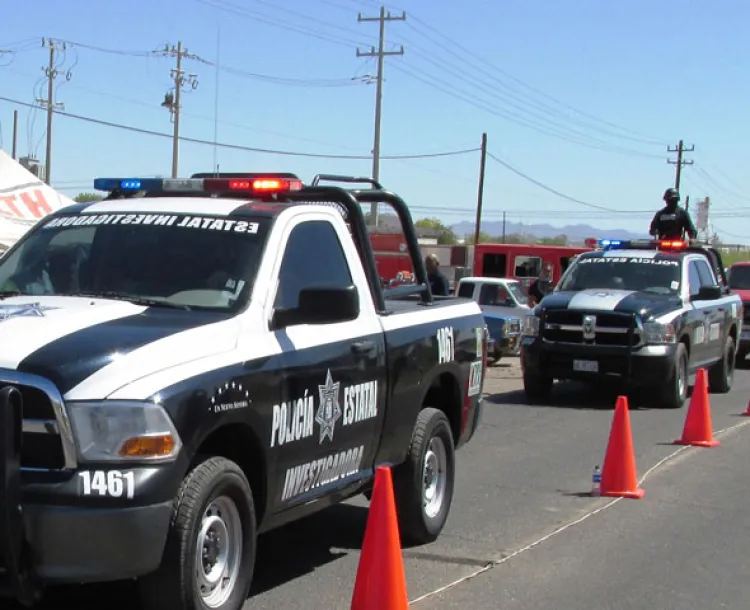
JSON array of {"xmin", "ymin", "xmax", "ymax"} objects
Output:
[{"xmin": 408, "ymin": 417, "xmax": 750, "ymax": 605}]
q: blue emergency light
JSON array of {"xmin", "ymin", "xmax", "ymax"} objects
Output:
[
  {"xmin": 93, "ymin": 176, "xmax": 305, "ymax": 194},
  {"xmin": 591, "ymin": 238, "xmax": 688, "ymax": 252},
  {"xmin": 598, "ymin": 238, "xmax": 623, "ymax": 248}
]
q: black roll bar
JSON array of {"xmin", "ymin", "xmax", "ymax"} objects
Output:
[{"xmin": 310, "ymin": 174, "xmax": 384, "ymax": 190}]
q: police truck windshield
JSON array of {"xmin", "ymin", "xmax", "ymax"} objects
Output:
[
  {"xmin": 728, "ymin": 266, "xmax": 750, "ymax": 290},
  {"xmin": 0, "ymin": 212, "xmax": 269, "ymax": 311},
  {"xmin": 558, "ymin": 254, "xmax": 681, "ymax": 295}
]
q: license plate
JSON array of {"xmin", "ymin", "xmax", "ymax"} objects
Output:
[{"xmin": 573, "ymin": 359, "xmax": 598, "ymax": 373}]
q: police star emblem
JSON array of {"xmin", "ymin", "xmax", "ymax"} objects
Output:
[{"xmin": 315, "ymin": 369, "xmax": 342, "ymax": 444}]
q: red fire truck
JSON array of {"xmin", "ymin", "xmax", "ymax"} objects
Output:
[{"xmin": 472, "ymin": 242, "xmax": 593, "ymax": 288}]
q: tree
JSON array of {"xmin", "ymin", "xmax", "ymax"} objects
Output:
[
  {"xmin": 74, "ymin": 192, "xmax": 104, "ymax": 203},
  {"xmin": 464, "ymin": 230, "xmax": 492, "ymax": 245},
  {"xmin": 537, "ymin": 234, "xmax": 568, "ymax": 246},
  {"xmin": 414, "ymin": 217, "xmax": 457, "ymax": 245}
]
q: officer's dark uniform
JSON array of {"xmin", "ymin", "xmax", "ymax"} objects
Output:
[{"xmin": 649, "ymin": 188, "xmax": 697, "ymax": 240}]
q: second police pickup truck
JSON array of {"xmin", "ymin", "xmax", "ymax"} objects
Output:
[
  {"xmin": 520, "ymin": 238, "xmax": 742, "ymax": 408},
  {"xmin": 0, "ymin": 173, "xmax": 487, "ymax": 610}
]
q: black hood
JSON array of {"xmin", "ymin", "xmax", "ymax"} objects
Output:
[
  {"xmin": 537, "ymin": 289, "xmax": 681, "ymax": 320},
  {"xmin": 16, "ymin": 308, "xmax": 229, "ymax": 395}
]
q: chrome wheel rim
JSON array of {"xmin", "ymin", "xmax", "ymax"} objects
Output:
[
  {"xmin": 422, "ymin": 436, "xmax": 448, "ymax": 519},
  {"xmin": 195, "ymin": 495, "xmax": 243, "ymax": 608},
  {"xmin": 678, "ymin": 357, "xmax": 687, "ymax": 399}
]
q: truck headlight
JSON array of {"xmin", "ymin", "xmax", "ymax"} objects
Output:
[
  {"xmin": 523, "ymin": 315, "xmax": 540, "ymax": 337},
  {"xmin": 67, "ymin": 401, "xmax": 183, "ymax": 463},
  {"xmin": 643, "ymin": 322, "xmax": 677, "ymax": 344}
]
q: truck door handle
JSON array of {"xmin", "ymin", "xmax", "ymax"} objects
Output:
[
  {"xmin": 351, "ymin": 340, "xmax": 376, "ymax": 355},
  {"xmin": 702, "ymin": 310, "xmax": 712, "ymax": 315}
]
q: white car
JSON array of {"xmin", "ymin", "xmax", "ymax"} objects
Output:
[{"xmin": 456, "ymin": 276, "xmax": 531, "ymax": 316}]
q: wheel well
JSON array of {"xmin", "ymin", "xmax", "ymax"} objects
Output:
[
  {"xmin": 729, "ymin": 323, "xmax": 738, "ymax": 346},
  {"xmin": 422, "ymin": 372, "xmax": 462, "ymax": 442},
  {"xmin": 194, "ymin": 424, "xmax": 267, "ymax": 525},
  {"xmin": 680, "ymin": 334, "xmax": 690, "ymax": 358}
]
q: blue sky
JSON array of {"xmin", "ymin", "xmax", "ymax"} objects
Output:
[{"xmin": 1, "ymin": 0, "xmax": 749, "ymax": 242}]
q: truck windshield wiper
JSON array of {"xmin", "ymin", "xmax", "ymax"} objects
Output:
[{"xmin": 69, "ymin": 291, "xmax": 191, "ymax": 310}]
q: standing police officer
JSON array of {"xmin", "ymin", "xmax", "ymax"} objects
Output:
[{"xmin": 649, "ymin": 188, "xmax": 698, "ymax": 240}]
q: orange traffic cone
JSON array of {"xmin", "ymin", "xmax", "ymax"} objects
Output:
[
  {"xmin": 350, "ymin": 466, "xmax": 409, "ymax": 610},
  {"xmin": 674, "ymin": 368, "xmax": 720, "ymax": 447},
  {"xmin": 600, "ymin": 395, "xmax": 645, "ymax": 499},
  {"xmin": 742, "ymin": 398, "xmax": 750, "ymax": 416}
]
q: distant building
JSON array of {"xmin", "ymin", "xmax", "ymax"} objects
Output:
[{"xmin": 18, "ymin": 156, "xmax": 46, "ymax": 181}]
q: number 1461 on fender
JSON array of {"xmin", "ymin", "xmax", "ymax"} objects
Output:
[{"xmin": 78, "ymin": 470, "xmax": 136, "ymax": 499}]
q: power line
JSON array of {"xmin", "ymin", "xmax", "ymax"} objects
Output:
[
  {"xmin": 486, "ymin": 151, "xmax": 617, "ymax": 212},
  {"xmin": 388, "ymin": 62, "xmax": 662, "ymax": 160},
  {"xmin": 45, "ymin": 37, "xmax": 366, "ymax": 88},
  {"xmin": 402, "ymin": 12, "xmax": 668, "ymax": 145},
  {"xmin": 0, "ymin": 95, "xmax": 479, "ymax": 160}
]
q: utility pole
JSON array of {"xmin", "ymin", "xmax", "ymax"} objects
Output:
[
  {"xmin": 159, "ymin": 41, "xmax": 199, "ymax": 178},
  {"xmin": 473, "ymin": 133, "xmax": 488, "ymax": 247},
  {"xmin": 357, "ymin": 6, "xmax": 406, "ymax": 226},
  {"xmin": 11, "ymin": 110, "xmax": 18, "ymax": 160},
  {"xmin": 36, "ymin": 38, "xmax": 68, "ymax": 185},
  {"xmin": 667, "ymin": 139, "xmax": 694, "ymax": 192}
]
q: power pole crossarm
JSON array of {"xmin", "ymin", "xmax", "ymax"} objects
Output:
[
  {"xmin": 159, "ymin": 41, "xmax": 199, "ymax": 178},
  {"xmin": 36, "ymin": 38, "xmax": 68, "ymax": 185},
  {"xmin": 356, "ymin": 5, "xmax": 406, "ymax": 226},
  {"xmin": 667, "ymin": 139, "xmax": 694, "ymax": 192}
]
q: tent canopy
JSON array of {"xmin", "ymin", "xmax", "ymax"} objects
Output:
[{"xmin": 0, "ymin": 149, "xmax": 76, "ymax": 249}]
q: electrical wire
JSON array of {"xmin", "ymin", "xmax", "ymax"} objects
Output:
[
  {"xmin": 486, "ymin": 151, "xmax": 617, "ymax": 212},
  {"xmin": 0, "ymin": 95, "xmax": 479, "ymax": 160},
  {"xmin": 47, "ymin": 37, "xmax": 367, "ymax": 88}
]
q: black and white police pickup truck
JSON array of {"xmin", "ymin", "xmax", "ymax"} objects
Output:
[
  {"xmin": 0, "ymin": 173, "xmax": 488, "ymax": 609},
  {"xmin": 520, "ymin": 238, "xmax": 742, "ymax": 409}
]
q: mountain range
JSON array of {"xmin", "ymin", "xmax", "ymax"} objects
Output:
[{"xmin": 449, "ymin": 220, "xmax": 650, "ymax": 242}]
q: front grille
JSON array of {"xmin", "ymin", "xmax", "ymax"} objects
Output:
[
  {"xmin": 542, "ymin": 310, "xmax": 639, "ymax": 347},
  {"xmin": 12, "ymin": 385, "xmax": 66, "ymax": 469},
  {"xmin": 507, "ymin": 319, "xmax": 521, "ymax": 334}
]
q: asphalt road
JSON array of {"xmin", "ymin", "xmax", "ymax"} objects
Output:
[{"xmin": 28, "ymin": 357, "xmax": 750, "ymax": 609}]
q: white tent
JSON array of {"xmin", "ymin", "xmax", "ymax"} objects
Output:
[{"xmin": 0, "ymin": 149, "xmax": 76, "ymax": 249}]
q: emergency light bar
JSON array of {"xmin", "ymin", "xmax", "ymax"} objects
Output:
[
  {"xmin": 594, "ymin": 238, "xmax": 688, "ymax": 252},
  {"xmin": 93, "ymin": 176, "xmax": 305, "ymax": 194}
]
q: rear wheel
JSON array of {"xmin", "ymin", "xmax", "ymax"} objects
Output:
[
  {"xmin": 393, "ymin": 408, "xmax": 455, "ymax": 545},
  {"xmin": 708, "ymin": 334, "xmax": 735, "ymax": 393}
]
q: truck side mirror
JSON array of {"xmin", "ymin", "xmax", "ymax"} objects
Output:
[
  {"xmin": 272, "ymin": 285, "xmax": 360, "ymax": 329},
  {"xmin": 693, "ymin": 285, "xmax": 722, "ymax": 301}
]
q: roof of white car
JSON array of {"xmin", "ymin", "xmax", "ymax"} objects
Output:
[{"xmin": 459, "ymin": 276, "xmax": 521, "ymax": 284}]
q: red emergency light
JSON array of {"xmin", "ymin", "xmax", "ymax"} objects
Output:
[
  {"xmin": 203, "ymin": 177, "xmax": 304, "ymax": 193},
  {"xmin": 657, "ymin": 239, "xmax": 687, "ymax": 251}
]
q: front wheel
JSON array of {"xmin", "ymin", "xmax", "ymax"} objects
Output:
[
  {"xmin": 139, "ymin": 457, "xmax": 257, "ymax": 610},
  {"xmin": 659, "ymin": 343, "xmax": 688, "ymax": 409},
  {"xmin": 708, "ymin": 334, "xmax": 735, "ymax": 393},
  {"xmin": 393, "ymin": 408, "xmax": 455, "ymax": 546},
  {"xmin": 523, "ymin": 371, "xmax": 553, "ymax": 402}
]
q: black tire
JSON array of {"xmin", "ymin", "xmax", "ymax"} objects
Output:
[
  {"xmin": 393, "ymin": 407, "xmax": 455, "ymax": 546},
  {"xmin": 708, "ymin": 334, "xmax": 735, "ymax": 393},
  {"xmin": 523, "ymin": 371, "xmax": 553, "ymax": 402},
  {"xmin": 660, "ymin": 342, "xmax": 688, "ymax": 409},
  {"xmin": 139, "ymin": 457, "xmax": 257, "ymax": 610}
]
